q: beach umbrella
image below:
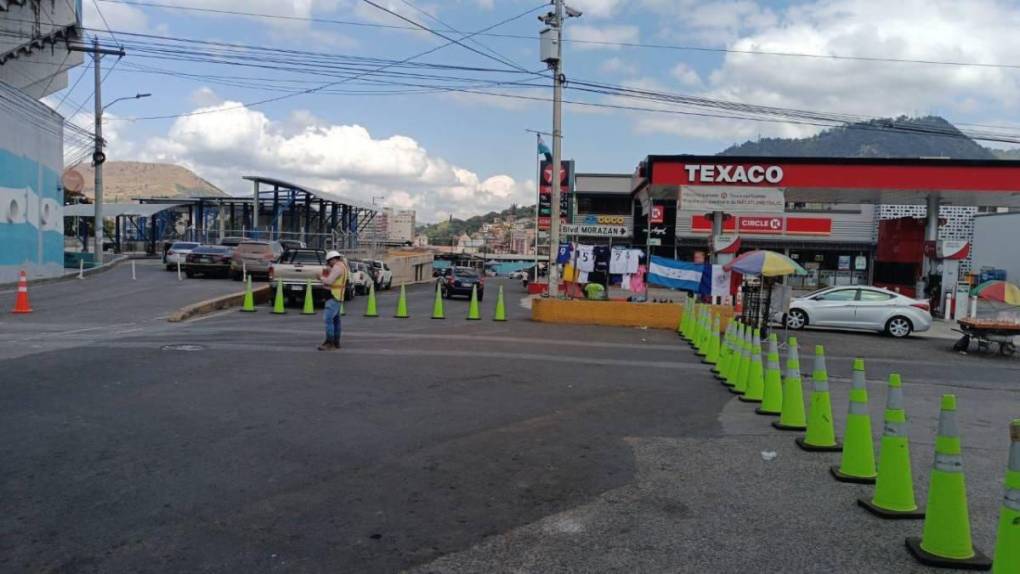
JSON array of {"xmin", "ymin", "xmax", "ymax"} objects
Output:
[
  {"xmin": 724, "ymin": 249, "xmax": 807, "ymax": 277},
  {"xmin": 970, "ymin": 280, "xmax": 1020, "ymax": 305}
]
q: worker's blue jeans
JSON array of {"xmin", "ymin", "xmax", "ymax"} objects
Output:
[{"xmin": 324, "ymin": 298, "xmax": 342, "ymax": 343}]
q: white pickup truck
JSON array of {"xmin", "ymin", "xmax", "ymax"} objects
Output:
[
  {"xmin": 268, "ymin": 249, "xmax": 355, "ymax": 305},
  {"xmin": 369, "ymin": 259, "xmax": 393, "ymax": 290}
]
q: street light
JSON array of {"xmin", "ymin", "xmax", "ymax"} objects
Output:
[{"xmin": 93, "ymin": 91, "xmax": 150, "ymax": 263}]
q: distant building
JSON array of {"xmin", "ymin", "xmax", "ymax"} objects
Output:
[
  {"xmin": 1, "ymin": 2, "xmax": 83, "ymax": 282},
  {"xmin": 367, "ymin": 207, "xmax": 416, "ymax": 244}
]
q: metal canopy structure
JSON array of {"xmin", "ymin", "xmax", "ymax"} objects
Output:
[
  {"xmin": 64, "ymin": 203, "xmax": 184, "ymax": 218},
  {"xmin": 242, "ymin": 175, "xmax": 378, "ymax": 250}
]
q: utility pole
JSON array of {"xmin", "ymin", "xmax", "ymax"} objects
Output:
[
  {"xmin": 540, "ymin": 1, "xmax": 580, "ymax": 296},
  {"xmin": 70, "ymin": 39, "xmax": 126, "ymax": 264}
]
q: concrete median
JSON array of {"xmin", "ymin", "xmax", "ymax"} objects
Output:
[{"xmin": 168, "ymin": 284, "xmax": 272, "ymax": 322}]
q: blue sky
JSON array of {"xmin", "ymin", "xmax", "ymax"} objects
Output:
[{"xmin": 54, "ymin": 0, "xmax": 1020, "ymax": 221}]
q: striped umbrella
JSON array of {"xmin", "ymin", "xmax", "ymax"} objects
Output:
[
  {"xmin": 724, "ymin": 249, "xmax": 807, "ymax": 277},
  {"xmin": 970, "ymin": 280, "xmax": 1020, "ymax": 305}
]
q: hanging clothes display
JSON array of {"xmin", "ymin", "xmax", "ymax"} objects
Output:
[
  {"xmin": 556, "ymin": 242, "xmax": 573, "ymax": 264},
  {"xmin": 624, "ymin": 249, "xmax": 641, "ymax": 274},
  {"xmin": 576, "ymin": 244, "xmax": 595, "ymax": 272},
  {"xmin": 593, "ymin": 246, "xmax": 611, "ymax": 273},
  {"xmin": 630, "ymin": 264, "xmax": 647, "ymax": 293},
  {"xmin": 609, "ymin": 248, "xmax": 628, "ymax": 274}
]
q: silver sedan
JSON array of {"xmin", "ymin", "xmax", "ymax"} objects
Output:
[{"xmin": 784, "ymin": 286, "xmax": 932, "ymax": 338}]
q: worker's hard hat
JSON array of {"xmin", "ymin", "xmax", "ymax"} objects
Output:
[{"xmin": 325, "ymin": 250, "xmax": 342, "ymax": 261}]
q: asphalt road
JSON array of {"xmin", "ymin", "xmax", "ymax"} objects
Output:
[{"xmin": 1, "ymin": 270, "xmax": 1018, "ymax": 573}]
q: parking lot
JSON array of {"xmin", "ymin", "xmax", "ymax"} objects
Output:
[{"xmin": 1, "ymin": 264, "xmax": 1018, "ymax": 572}]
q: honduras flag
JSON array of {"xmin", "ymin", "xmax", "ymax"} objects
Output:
[
  {"xmin": 538, "ymin": 136, "xmax": 553, "ymax": 163},
  {"xmin": 648, "ymin": 256, "xmax": 706, "ymax": 293}
]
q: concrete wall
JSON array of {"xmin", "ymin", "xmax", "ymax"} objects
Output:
[
  {"xmin": 386, "ymin": 252, "xmax": 434, "ymax": 285},
  {"xmin": 972, "ymin": 212, "xmax": 1020, "ymax": 282},
  {"xmin": 0, "ymin": 81, "xmax": 65, "ymax": 283}
]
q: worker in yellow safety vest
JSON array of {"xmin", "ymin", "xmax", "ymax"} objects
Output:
[{"xmin": 319, "ymin": 250, "xmax": 348, "ymax": 350}]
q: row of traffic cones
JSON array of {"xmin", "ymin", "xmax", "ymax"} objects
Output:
[
  {"xmin": 246, "ymin": 278, "xmax": 508, "ymax": 321},
  {"xmin": 680, "ymin": 296, "xmax": 1016, "ymax": 571}
]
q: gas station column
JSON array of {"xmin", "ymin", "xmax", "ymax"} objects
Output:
[{"xmin": 920, "ymin": 194, "xmax": 940, "ymax": 295}]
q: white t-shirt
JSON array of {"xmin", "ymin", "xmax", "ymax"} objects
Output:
[
  {"xmin": 624, "ymin": 249, "xmax": 641, "ymax": 274},
  {"xmin": 576, "ymin": 245, "xmax": 595, "ymax": 272},
  {"xmin": 609, "ymin": 248, "xmax": 628, "ymax": 274}
]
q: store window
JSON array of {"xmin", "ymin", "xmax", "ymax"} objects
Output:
[
  {"xmin": 576, "ymin": 194, "xmax": 632, "ymax": 215},
  {"xmin": 786, "ymin": 202, "xmax": 861, "ymax": 214}
]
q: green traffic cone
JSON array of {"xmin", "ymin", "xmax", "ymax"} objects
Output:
[
  {"xmin": 301, "ymin": 279, "xmax": 315, "ymax": 315},
  {"xmin": 340, "ymin": 300, "xmax": 346, "ymax": 316},
  {"xmin": 906, "ymin": 395, "xmax": 991, "ymax": 569},
  {"xmin": 431, "ymin": 282, "xmax": 445, "ymax": 319},
  {"xmin": 493, "ymin": 285, "xmax": 507, "ymax": 321},
  {"xmin": 772, "ymin": 337, "xmax": 807, "ymax": 431},
  {"xmin": 467, "ymin": 284, "xmax": 481, "ymax": 320},
  {"xmin": 272, "ymin": 279, "xmax": 286, "ymax": 314},
  {"xmin": 831, "ymin": 358, "xmax": 877, "ymax": 483},
  {"xmin": 991, "ymin": 419, "xmax": 1020, "ymax": 573},
  {"xmin": 796, "ymin": 346, "xmax": 841, "ymax": 451},
  {"xmin": 395, "ymin": 284, "xmax": 409, "ymax": 318},
  {"xmin": 364, "ymin": 282, "xmax": 378, "ymax": 317},
  {"xmin": 755, "ymin": 334, "xmax": 783, "ymax": 415},
  {"xmin": 858, "ymin": 373, "xmax": 924, "ymax": 518},
  {"xmin": 739, "ymin": 329, "xmax": 765, "ymax": 403},
  {"xmin": 240, "ymin": 274, "xmax": 256, "ymax": 312}
]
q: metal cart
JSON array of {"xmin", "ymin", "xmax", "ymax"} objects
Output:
[{"xmin": 952, "ymin": 318, "xmax": 1019, "ymax": 356}]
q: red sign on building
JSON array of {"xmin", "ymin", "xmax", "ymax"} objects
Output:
[
  {"xmin": 690, "ymin": 215, "xmax": 832, "ymax": 236},
  {"xmin": 738, "ymin": 216, "xmax": 784, "ymax": 234}
]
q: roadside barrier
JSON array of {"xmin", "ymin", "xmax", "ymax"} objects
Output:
[
  {"xmin": 906, "ymin": 395, "xmax": 991, "ymax": 569},
  {"xmin": 992, "ymin": 419, "xmax": 1020, "ymax": 573},
  {"xmin": 395, "ymin": 284, "xmax": 409, "ymax": 318},
  {"xmin": 271, "ymin": 279, "xmax": 286, "ymax": 314},
  {"xmin": 364, "ymin": 283, "xmax": 378, "ymax": 317},
  {"xmin": 240, "ymin": 275, "xmax": 256, "ymax": 312},
  {"xmin": 831, "ymin": 358, "xmax": 877, "ymax": 483},
  {"xmin": 467, "ymin": 284, "xmax": 481, "ymax": 320},
  {"xmin": 493, "ymin": 285, "xmax": 507, "ymax": 322},
  {"xmin": 756, "ymin": 334, "xmax": 783, "ymax": 416},
  {"xmin": 302, "ymin": 280, "xmax": 315, "ymax": 315},
  {"xmin": 11, "ymin": 270, "xmax": 32, "ymax": 314},
  {"xmin": 739, "ymin": 329, "xmax": 765, "ymax": 403},
  {"xmin": 773, "ymin": 337, "xmax": 807, "ymax": 431},
  {"xmin": 704, "ymin": 314, "xmax": 721, "ymax": 365},
  {"xmin": 431, "ymin": 283, "xmax": 445, "ymax": 319},
  {"xmin": 796, "ymin": 345, "xmax": 841, "ymax": 452},
  {"xmin": 858, "ymin": 373, "xmax": 923, "ymax": 518},
  {"xmin": 730, "ymin": 325, "xmax": 751, "ymax": 395}
]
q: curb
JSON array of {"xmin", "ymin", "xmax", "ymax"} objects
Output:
[{"xmin": 168, "ymin": 285, "xmax": 272, "ymax": 322}]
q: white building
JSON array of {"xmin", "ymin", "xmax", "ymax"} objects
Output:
[
  {"xmin": 1, "ymin": 1, "xmax": 83, "ymax": 282},
  {"xmin": 366, "ymin": 207, "xmax": 416, "ymax": 244}
]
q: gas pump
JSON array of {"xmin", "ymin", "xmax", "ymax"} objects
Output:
[{"xmin": 934, "ymin": 240, "xmax": 970, "ymax": 318}]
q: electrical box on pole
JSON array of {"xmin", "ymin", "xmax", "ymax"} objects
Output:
[{"xmin": 539, "ymin": 28, "xmax": 559, "ymax": 64}]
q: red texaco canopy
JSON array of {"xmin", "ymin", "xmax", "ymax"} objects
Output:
[{"xmin": 632, "ymin": 156, "xmax": 1020, "ymax": 207}]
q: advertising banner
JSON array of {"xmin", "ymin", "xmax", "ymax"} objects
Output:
[
  {"xmin": 538, "ymin": 160, "xmax": 573, "ymax": 230},
  {"xmin": 680, "ymin": 186, "xmax": 785, "ymax": 214}
]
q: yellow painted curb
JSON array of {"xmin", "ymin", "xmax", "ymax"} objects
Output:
[{"xmin": 531, "ymin": 298, "xmax": 735, "ymax": 330}]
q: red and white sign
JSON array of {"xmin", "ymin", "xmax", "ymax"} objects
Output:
[
  {"xmin": 937, "ymin": 240, "xmax": 970, "ymax": 260},
  {"xmin": 691, "ymin": 215, "xmax": 832, "ymax": 236},
  {"xmin": 738, "ymin": 216, "xmax": 784, "ymax": 234},
  {"xmin": 650, "ymin": 205, "xmax": 664, "ymax": 224}
]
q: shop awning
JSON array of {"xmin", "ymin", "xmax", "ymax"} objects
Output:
[{"xmin": 63, "ymin": 203, "xmax": 185, "ymax": 218}]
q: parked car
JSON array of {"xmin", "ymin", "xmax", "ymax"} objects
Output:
[
  {"xmin": 369, "ymin": 259, "xmax": 393, "ymax": 290},
  {"xmin": 165, "ymin": 241, "xmax": 200, "ymax": 271},
  {"xmin": 438, "ymin": 266, "xmax": 484, "ymax": 300},
  {"xmin": 347, "ymin": 260, "xmax": 375, "ymax": 295},
  {"xmin": 784, "ymin": 286, "xmax": 932, "ymax": 338},
  {"xmin": 269, "ymin": 249, "xmax": 356, "ymax": 304},
  {"xmin": 230, "ymin": 240, "xmax": 284, "ymax": 280},
  {"xmin": 184, "ymin": 245, "xmax": 233, "ymax": 278}
]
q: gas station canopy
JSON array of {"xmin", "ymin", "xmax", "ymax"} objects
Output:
[{"xmin": 632, "ymin": 156, "xmax": 1020, "ymax": 208}]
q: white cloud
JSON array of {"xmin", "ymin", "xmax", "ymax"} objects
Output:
[
  {"xmin": 599, "ymin": 57, "xmax": 638, "ymax": 76},
  {"xmin": 83, "ymin": 0, "xmax": 152, "ymax": 33},
  {"xmin": 625, "ymin": 0, "xmax": 1020, "ymax": 144},
  {"xmin": 639, "ymin": 0, "xmax": 777, "ymax": 45},
  {"xmin": 131, "ymin": 97, "xmax": 532, "ymax": 221},
  {"xmin": 568, "ymin": 24, "xmax": 639, "ymax": 50},
  {"xmin": 570, "ymin": 0, "xmax": 625, "ymax": 19},
  {"xmin": 670, "ymin": 63, "xmax": 702, "ymax": 88}
]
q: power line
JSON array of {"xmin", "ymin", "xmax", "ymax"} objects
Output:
[
  {"xmin": 95, "ymin": 0, "xmax": 1020, "ymax": 71},
  {"xmin": 105, "ymin": 3, "xmax": 548, "ymax": 121},
  {"xmin": 91, "ymin": 0, "xmax": 123, "ymax": 48}
]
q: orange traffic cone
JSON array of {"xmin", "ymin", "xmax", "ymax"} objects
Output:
[{"xmin": 11, "ymin": 270, "xmax": 32, "ymax": 314}]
